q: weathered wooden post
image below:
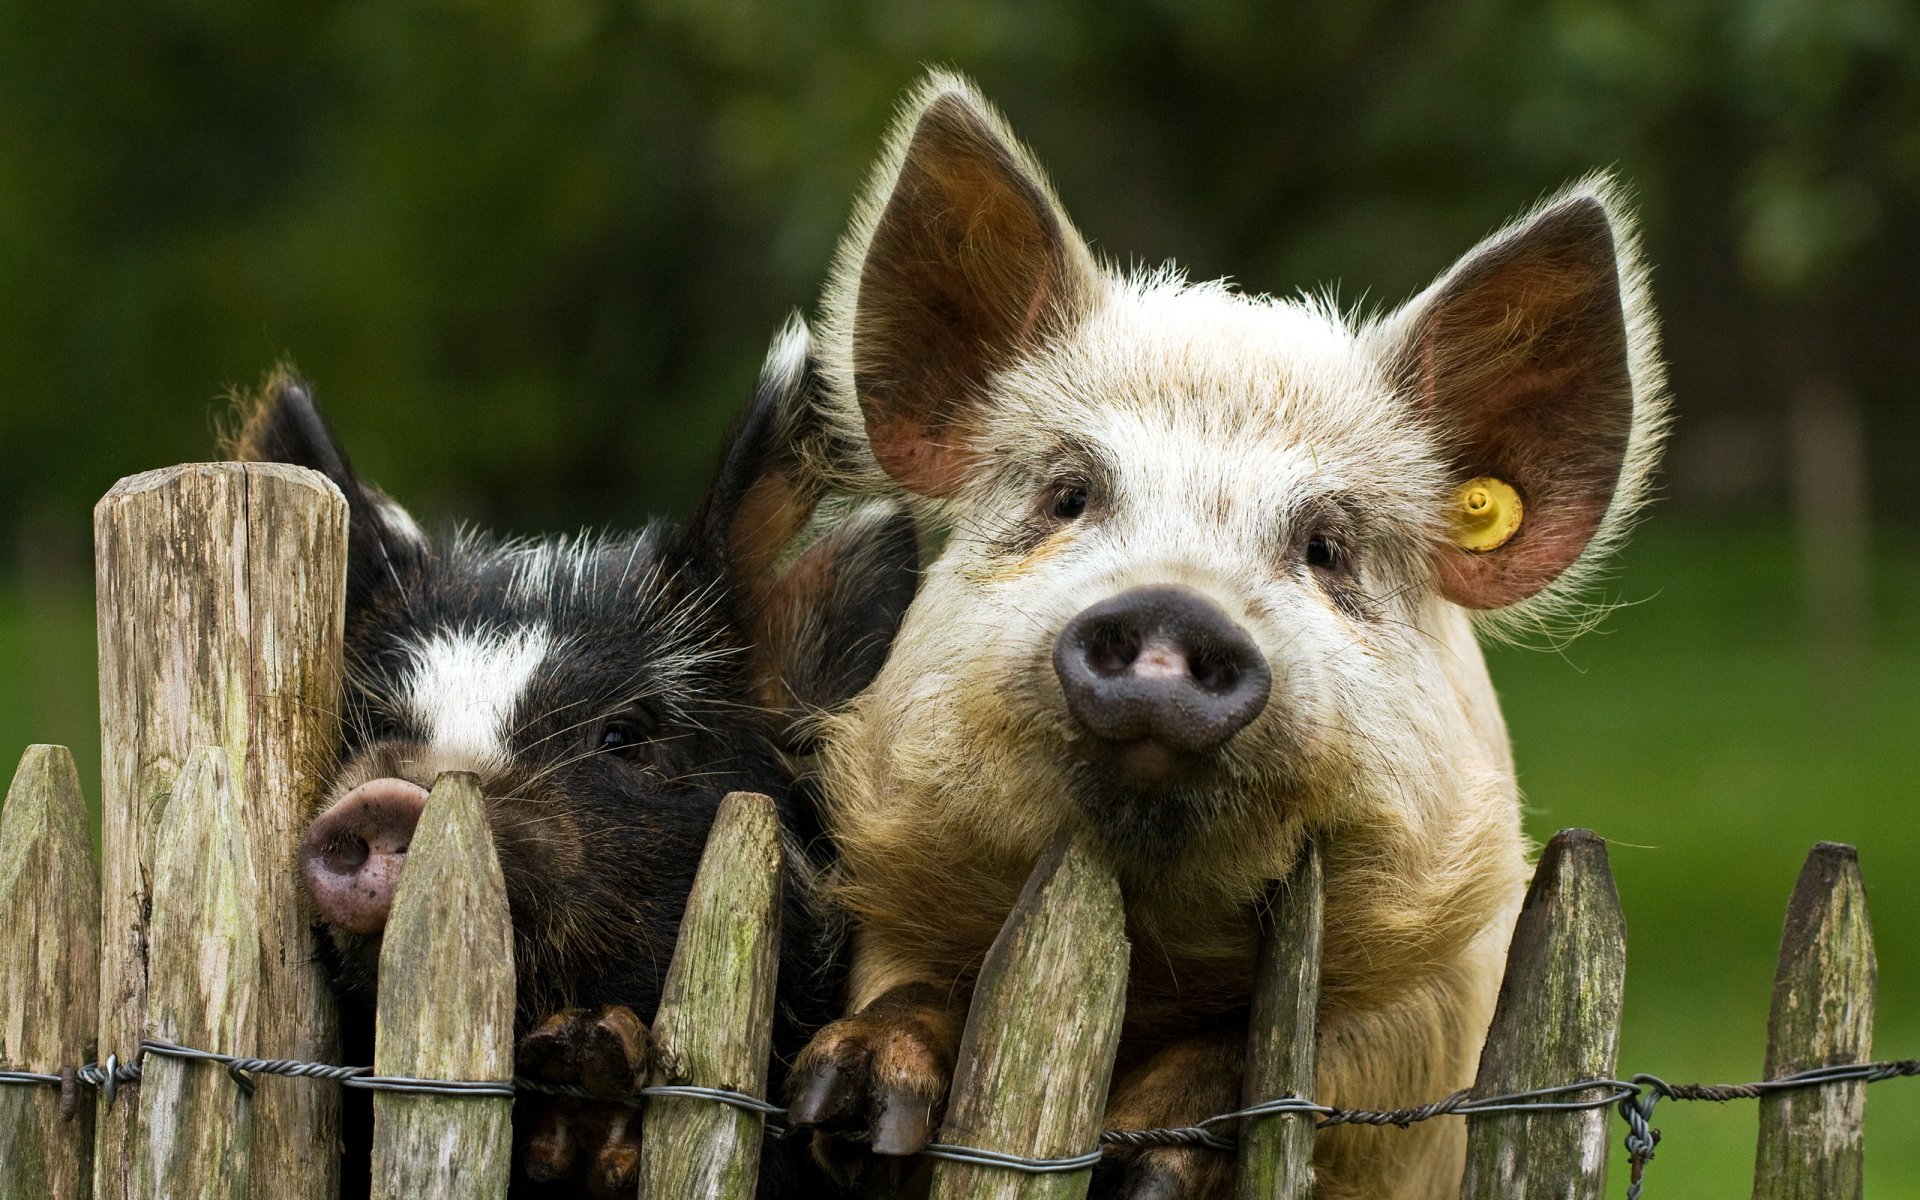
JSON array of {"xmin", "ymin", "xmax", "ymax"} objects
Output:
[
  {"xmin": 93, "ymin": 462, "xmax": 348, "ymax": 1200},
  {"xmin": 1751, "ymin": 842, "xmax": 1875, "ymax": 1200},
  {"xmin": 0, "ymin": 745, "xmax": 100, "ymax": 1198},
  {"xmin": 925, "ymin": 831, "xmax": 1129, "ymax": 1200},
  {"xmin": 1459, "ymin": 829, "xmax": 1627, "ymax": 1200},
  {"xmin": 371, "ymin": 772, "xmax": 515, "ymax": 1199},
  {"xmin": 1236, "ymin": 839, "xmax": 1323, "ymax": 1200},
  {"xmin": 132, "ymin": 747, "xmax": 260, "ymax": 1200},
  {"xmin": 638, "ymin": 791, "xmax": 785, "ymax": 1200}
]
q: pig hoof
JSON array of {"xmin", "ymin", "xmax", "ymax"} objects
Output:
[
  {"xmin": 787, "ymin": 986, "xmax": 962, "ymax": 1188},
  {"xmin": 518, "ymin": 1004, "xmax": 651, "ymax": 1100},
  {"xmin": 514, "ymin": 1005, "xmax": 652, "ymax": 1191},
  {"xmin": 519, "ymin": 1107, "xmax": 577, "ymax": 1181},
  {"xmin": 586, "ymin": 1109, "xmax": 642, "ymax": 1198}
]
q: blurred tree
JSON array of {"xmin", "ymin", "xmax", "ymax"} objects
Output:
[{"xmin": 0, "ymin": 0, "xmax": 1915, "ymax": 554}]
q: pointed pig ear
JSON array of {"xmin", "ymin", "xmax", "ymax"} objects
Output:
[
  {"xmin": 1391, "ymin": 190, "xmax": 1649, "ymax": 610},
  {"xmin": 683, "ymin": 316, "xmax": 822, "ymax": 606},
  {"xmin": 841, "ymin": 75, "xmax": 1100, "ymax": 497},
  {"xmin": 683, "ymin": 319, "xmax": 920, "ymax": 714},
  {"xmin": 225, "ymin": 369, "xmax": 426, "ymax": 607},
  {"xmin": 759, "ymin": 502, "xmax": 919, "ymax": 722}
]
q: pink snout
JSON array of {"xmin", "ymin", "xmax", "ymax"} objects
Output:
[{"xmin": 300, "ymin": 778, "xmax": 430, "ymax": 937}]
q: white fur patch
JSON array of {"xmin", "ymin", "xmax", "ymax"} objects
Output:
[
  {"xmin": 401, "ymin": 625, "xmax": 552, "ymax": 769},
  {"xmin": 762, "ymin": 312, "xmax": 811, "ymax": 398}
]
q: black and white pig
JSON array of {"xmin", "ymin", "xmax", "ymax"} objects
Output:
[{"xmin": 226, "ymin": 318, "xmax": 916, "ymax": 1198}]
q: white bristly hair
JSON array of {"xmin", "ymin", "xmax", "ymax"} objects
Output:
[{"xmin": 400, "ymin": 624, "xmax": 554, "ymax": 772}]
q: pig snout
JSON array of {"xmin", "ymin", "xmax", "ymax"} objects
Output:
[
  {"xmin": 1054, "ymin": 585, "xmax": 1271, "ymax": 766},
  {"xmin": 301, "ymin": 778, "xmax": 430, "ymax": 937}
]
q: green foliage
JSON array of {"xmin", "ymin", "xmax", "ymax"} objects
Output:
[{"xmin": 1, "ymin": 0, "xmax": 1917, "ymax": 539}]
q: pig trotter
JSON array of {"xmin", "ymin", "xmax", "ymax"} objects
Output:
[
  {"xmin": 1092, "ymin": 1032, "xmax": 1241, "ymax": 1200},
  {"xmin": 519, "ymin": 1107, "xmax": 577, "ymax": 1182},
  {"xmin": 514, "ymin": 1005, "xmax": 653, "ymax": 1191},
  {"xmin": 518, "ymin": 1004, "xmax": 651, "ymax": 1099},
  {"xmin": 587, "ymin": 1109, "xmax": 643, "ymax": 1198},
  {"xmin": 788, "ymin": 983, "xmax": 962, "ymax": 1191}
]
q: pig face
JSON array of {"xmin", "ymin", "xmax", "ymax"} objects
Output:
[
  {"xmin": 808, "ymin": 77, "xmax": 1667, "ymax": 880},
  {"xmin": 229, "ymin": 321, "xmax": 916, "ymax": 1023}
]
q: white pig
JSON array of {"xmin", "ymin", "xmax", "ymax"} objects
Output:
[{"xmin": 784, "ymin": 73, "xmax": 1668, "ymax": 1200}]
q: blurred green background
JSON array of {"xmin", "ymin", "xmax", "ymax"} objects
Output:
[{"xmin": 2, "ymin": 0, "xmax": 1916, "ymax": 1192}]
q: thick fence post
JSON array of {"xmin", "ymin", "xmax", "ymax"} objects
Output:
[
  {"xmin": 371, "ymin": 772, "xmax": 515, "ymax": 1200},
  {"xmin": 1236, "ymin": 838, "xmax": 1323, "ymax": 1200},
  {"xmin": 93, "ymin": 462, "xmax": 347, "ymax": 1200},
  {"xmin": 926, "ymin": 830, "xmax": 1129, "ymax": 1200},
  {"xmin": 1459, "ymin": 829, "xmax": 1626, "ymax": 1200},
  {"xmin": 132, "ymin": 747, "xmax": 259, "ymax": 1200},
  {"xmin": 0, "ymin": 745, "xmax": 100, "ymax": 1198},
  {"xmin": 638, "ymin": 791, "xmax": 784, "ymax": 1200},
  {"xmin": 1751, "ymin": 843, "xmax": 1875, "ymax": 1200}
]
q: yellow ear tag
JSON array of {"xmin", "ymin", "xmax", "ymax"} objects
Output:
[{"xmin": 1451, "ymin": 477, "xmax": 1523, "ymax": 552}]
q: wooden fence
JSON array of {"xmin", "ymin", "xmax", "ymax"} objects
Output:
[{"xmin": 0, "ymin": 462, "xmax": 1896, "ymax": 1199}]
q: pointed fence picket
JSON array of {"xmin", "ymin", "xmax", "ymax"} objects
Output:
[{"xmin": 0, "ymin": 744, "xmax": 99, "ymax": 1199}]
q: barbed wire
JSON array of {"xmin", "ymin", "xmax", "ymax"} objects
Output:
[{"xmin": 3, "ymin": 1040, "xmax": 1914, "ymax": 1197}]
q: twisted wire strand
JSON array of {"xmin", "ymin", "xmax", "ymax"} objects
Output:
[
  {"xmin": 921, "ymin": 1143, "xmax": 1107, "ymax": 1172},
  {"xmin": 1, "ymin": 1039, "xmax": 1914, "ymax": 1197}
]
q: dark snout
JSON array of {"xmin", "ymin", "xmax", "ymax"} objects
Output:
[
  {"xmin": 300, "ymin": 778, "xmax": 429, "ymax": 937},
  {"xmin": 1054, "ymin": 585, "xmax": 1270, "ymax": 765}
]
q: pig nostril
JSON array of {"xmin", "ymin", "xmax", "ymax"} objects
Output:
[
  {"xmin": 1190, "ymin": 651, "xmax": 1240, "ymax": 694},
  {"xmin": 324, "ymin": 835, "xmax": 370, "ymax": 875},
  {"xmin": 1085, "ymin": 625, "xmax": 1141, "ymax": 677}
]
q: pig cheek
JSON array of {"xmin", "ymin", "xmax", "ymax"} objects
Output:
[{"xmin": 484, "ymin": 795, "xmax": 588, "ymax": 941}]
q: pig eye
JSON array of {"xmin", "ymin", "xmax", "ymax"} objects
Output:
[
  {"xmin": 1052, "ymin": 484, "xmax": 1090, "ymax": 521},
  {"xmin": 591, "ymin": 707, "xmax": 659, "ymax": 757},
  {"xmin": 1304, "ymin": 533, "xmax": 1343, "ymax": 571}
]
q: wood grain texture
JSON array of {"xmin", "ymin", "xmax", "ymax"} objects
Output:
[
  {"xmin": 132, "ymin": 747, "xmax": 260, "ymax": 1200},
  {"xmin": 1459, "ymin": 829, "xmax": 1626, "ymax": 1200},
  {"xmin": 1236, "ymin": 839, "xmax": 1323, "ymax": 1200},
  {"xmin": 638, "ymin": 791, "xmax": 785, "ymax": 1200},
  {"xmin": 1751, "ymin": 842, "xmax": 1875, "ymax": 1200},
  {"xmin": 0, "ymin": 745, "xmax": 101, "ymax": 1199},
  {"xmin": 927, "ymin": 830, "xmax": 1129, "ymax": 1200},
  {"xmin": 94, "ymin": 462, "xmax": 347, "ymax": 1200},
  {"xmin": 371, "ymin": 772, "xmax": 514, "ymax": 1200}
]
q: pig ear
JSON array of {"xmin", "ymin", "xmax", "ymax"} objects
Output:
[
  {"xmin": 224, "ymin": 369, "xmax": 427, "ymax": 603},
  {"xmin": 760, "ymin": 502, "xmax": 919, "ymax": 723},
  {"xmin": 684, "ymin": 316, "xmax": 823, "ymax": 601},
  {"xmin": 1386, "ymin": 183, "xmax": 1664, "ymax": 610},
  {"xmin": 685, "ymin": 319, "xmax": 919, "ymax": 713},
  {"xmin": 833, "ymin": 73, "xmax": 1101, "ymax": 497}
]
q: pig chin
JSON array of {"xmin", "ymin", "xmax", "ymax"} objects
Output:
[{"xmin": 1058, "ymin": 738, "xmax": 1235, "ymax": 861}]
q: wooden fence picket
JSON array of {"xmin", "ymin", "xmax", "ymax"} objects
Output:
[
  {"xmin": 370, "ymin": 772, "xmax": 515, "ymax": 1200},
  {"xmin": 1459, "ymin": 829, "xmax": 1627, "ymax": 1200},
  {"xmin": 93, "ymin": 461, "xmax": 348, "ymax": 1200},
  {"xmin": 638, "ymin": 791, "xmax": 786, "ymax": 1200},
  {"xmin": 1752, "ymin": 843, "xmax": 1876, "ymax": 1200},
  {"xmin": 132, "ymin": 747, "xmax": 260, "ymax": 1200},
  {"xmin": 926, "ymin": 830, "xmax": 1129, "ymax": 1200},
  {"xmin": 0, "ymin": 744, "xmax": 100, "ymax": 1198},
  {"xmin": 1235, "ymin": 838, "xmax": 1324, "ymax": 1200}
]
